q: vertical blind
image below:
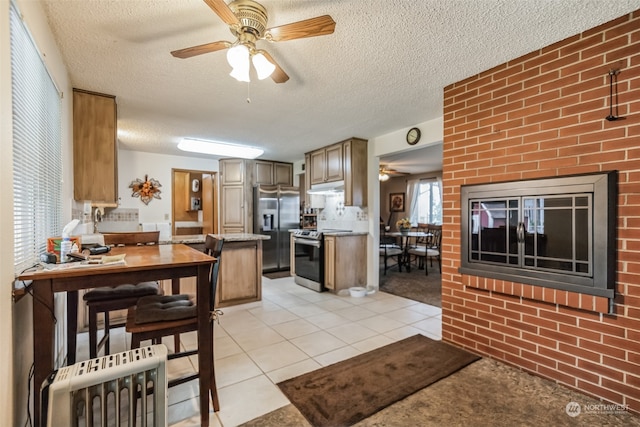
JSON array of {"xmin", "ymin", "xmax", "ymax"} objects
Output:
[{"xmin": 10, "ymin": 1, "xmax": 62, "ymax": 274}]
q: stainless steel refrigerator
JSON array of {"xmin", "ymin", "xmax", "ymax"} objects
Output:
[{"xmin": 254, "ymin": 185, "xmax": 300, "ymax": 272}]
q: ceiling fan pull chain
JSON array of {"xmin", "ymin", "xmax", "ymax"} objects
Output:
[{"xmin": 247, "ymin": 81, "xmax": 251, "ymax": 104}]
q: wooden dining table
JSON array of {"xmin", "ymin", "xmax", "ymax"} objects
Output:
[
  {"xmin": 384, "ymin": 231, "xmax": 432, "ymax": 272},
  {"xmin": 18, "ymin": 243, "xmax": 217, "ymax": 427}
]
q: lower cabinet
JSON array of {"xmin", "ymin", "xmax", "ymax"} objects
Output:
[
  {"xmin": 324, "ymin": 234, "xmax": 367, "ymax": 292},
  {"xmin": 216, "ymin": 239, "xmax": 263, "ymax": 307}
]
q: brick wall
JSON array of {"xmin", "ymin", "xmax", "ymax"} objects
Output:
[{"xmin": 442, "ymin": 10, "xmax": 640, "ymax": 412}]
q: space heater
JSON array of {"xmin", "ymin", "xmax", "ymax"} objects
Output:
[{"xmin": 41, "ymin": 345, "xmax": 168, "ymax": 427}]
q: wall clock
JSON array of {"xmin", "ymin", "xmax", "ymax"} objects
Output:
[{"xmin": 406, "ymin": 127, "xmax": 421, "ymax": 145}]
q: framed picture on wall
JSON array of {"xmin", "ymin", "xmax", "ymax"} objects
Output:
[{"xmin": 390, "ymin": 192, "xmax": 405, "ymax": 212}]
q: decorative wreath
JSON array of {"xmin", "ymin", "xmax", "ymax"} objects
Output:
[{"xmin": 129, "ymin": 174, "xmax": 162, "ymax": 205}]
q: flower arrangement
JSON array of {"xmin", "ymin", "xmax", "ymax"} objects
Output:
[
  {"xmin": 129, "ymin": 174, "xmax": 162, "ymax": 205},
  {"xmin": 396, "ymin": 218, "xmax": 411, "ymax": 230}
]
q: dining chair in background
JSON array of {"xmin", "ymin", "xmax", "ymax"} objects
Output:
[
  {"xmin": 407, "ymin": 224, "xmax": 442, "ymax": 275},
  {"xmin": 379, "ymin": 225, "xmax": 403, "ymax": 275},
  {"xmin": 81, "ymin": 231, "xmax": 162, "ymax": 358}
]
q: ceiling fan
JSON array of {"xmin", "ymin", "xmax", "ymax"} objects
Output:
[
  {"xmin": 379, "ymin": 165, "xmax": 408, "ymax": 181},
  {"xmin": 170, "ymin": 0, "xmax": 336, "ymax": 83}
]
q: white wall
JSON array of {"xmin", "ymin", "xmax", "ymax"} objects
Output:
[
  {"xmin": 1, "ymin": 1, "xmax": 73, "ymax": 425},
  {"xmin": 366, "ymin": 117, "xmax": 444, "ymax": 289},
  {"xmin": 116, "ymin": 149, "xmax": 219, "ymax": 224}
]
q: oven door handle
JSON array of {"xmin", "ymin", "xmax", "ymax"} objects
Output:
[{"xmin": 293, "ymin": 237, "xmax": 322, "ymax": 248}]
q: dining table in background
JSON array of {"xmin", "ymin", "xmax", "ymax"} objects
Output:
[
  {"xmin": 384, "ymin": 230, "xmax": 433, "ymax": 272},
  {"xmin": 18, "ymin": 243, "xmax": 217, "ymax": 427}
]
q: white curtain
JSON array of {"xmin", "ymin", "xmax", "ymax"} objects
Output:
[{"xmin": 406, "ymin": 178, "xmax": 420, "ymax": 225}]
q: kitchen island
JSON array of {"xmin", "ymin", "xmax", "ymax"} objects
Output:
[{"xmin": 207, "ymin": 233, "xmax": 270, "ymax": 307}]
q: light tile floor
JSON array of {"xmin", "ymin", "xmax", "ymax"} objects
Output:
[{"xmin": 76, "ymin": 276, "xmax": 442, "ymax": 426}]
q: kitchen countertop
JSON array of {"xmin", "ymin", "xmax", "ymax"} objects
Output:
[
  {"xmin": 208, "ymin": 233, "xmax": 271, "ymax": 241},
  {"xmin": 163, "ymin": 233, "xmax": 271, "ymax": 245},
  {"xmin": 321, "ymin": 231, "xmax": 368, "ymax": 236}
]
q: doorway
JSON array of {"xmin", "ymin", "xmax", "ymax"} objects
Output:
[
  {"xmin": 171, "ymin": 169, "xmax": 218, "ymax": 236},
  {"xmin": 378, "ymin": 144, "xmax": 443, "ymax": 307}
]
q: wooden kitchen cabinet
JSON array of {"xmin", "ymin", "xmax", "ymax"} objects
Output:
[
  {"xmin": 254, "ymin": 160, "xmax": 293, "ymax": 185},
  {"xmin": 309, "ymin": 143, "xmax": 343, "ymax": 185},
  {"xmin": 220, "ymin": 158, "xmax": 245, "ymax": 185},
  {"xmin": 324, "ymin": 234, "xmax": 367, "ymax": 292},
  {"xmin": 216, "ymin": 239, "xmax": 263, "ymax": 307},
  {"xmin": 72, "ymin": 89, "xmax": 118, "ymax": 204},
  {"xmin": 220, "ymin": 185, "xmax": 246, "ymax": 233},
  {"xmin": 274, "ymin": 162, "xmax": 294, "ymax": 185},
  {"xmin": 219, "ymin": 158, "xmax": 293, "ymax": 233},
  {"xmin": 305, "ymin": 137, "xmax": 368, "ymax": 206}
]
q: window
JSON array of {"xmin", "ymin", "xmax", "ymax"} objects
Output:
[
  {"xmin": 410, "ymin": 178, "xmax": 442, "ymax": 225},
  {"xmin": 11, "ymin": 1, "xmax": 63, "ymax": 274},
  {"xmin": 460, "ymin": 172, "xmax": 616, "ymax": 299}
]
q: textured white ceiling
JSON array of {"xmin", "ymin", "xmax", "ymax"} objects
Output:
[{"xmin": 41, "ymin": 0, "xmax": 640, "ymax": 169}]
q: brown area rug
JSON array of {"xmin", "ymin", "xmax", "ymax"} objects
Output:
[
  {"xmin": 277, "ymin": 334, "xmax": 480, "ymax": 427},
  {"xmin": 379, "ymin": 265, "xmax": 441, "ymax": 307}
]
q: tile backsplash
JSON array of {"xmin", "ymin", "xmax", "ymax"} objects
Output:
[{"xmin": 316, "ymin": 192, "xmax": 368, "ymax": 232}]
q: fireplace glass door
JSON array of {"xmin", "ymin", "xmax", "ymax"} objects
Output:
[{"xmin": 460, "ymin": 172, "xmax": 615, "ymax": 300}]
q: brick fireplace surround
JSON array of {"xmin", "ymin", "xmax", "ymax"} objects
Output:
[{"xmin": 442, "ymin": 10, "xmax": 640, "ymax": 413}]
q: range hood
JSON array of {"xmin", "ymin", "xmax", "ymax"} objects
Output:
[{"xmin": 307, "ymin": 180, "xmax": 345, "ymax": 195}]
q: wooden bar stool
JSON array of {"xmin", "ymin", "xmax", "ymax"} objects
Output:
[
  {"xmin": 82, "ymin": 231, "xmax": 162, "ymax": 358},
  {"xmin": 125, "ymin": 236, "xmax": 223, "ymax": 407}
]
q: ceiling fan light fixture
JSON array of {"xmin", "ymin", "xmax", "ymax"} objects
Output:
[
  {"xmin": 227, "ymin": 44, "xmax": 251, "ymax": 82},
  {"xmin": 252, "ymin": 51, "xmax": 275, "ymax": 80},
  {"xmin": 229, "ymin": 65, "xmax": 251, "ymax": 82},
  {"xmin": 379, "ymin": 173, "xmax": 390, "ymax": 182},
  {"xmin": 178, "ymin": 137, "xmax": 264, "ymax": 159}
]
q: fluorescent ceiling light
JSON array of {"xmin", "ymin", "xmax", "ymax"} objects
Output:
[{"xmin": 178, "ymin": 138, "xmax": 264, "ymax": 159}]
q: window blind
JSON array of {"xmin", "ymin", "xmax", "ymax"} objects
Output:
[{"xmin": 10, "ymin": 1, "xmax": 62, "ymax": 274}]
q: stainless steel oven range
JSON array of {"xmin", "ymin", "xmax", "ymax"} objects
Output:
[{"xmin": 292, "ymin": 229, "xmax": 324, "ymax": 292}]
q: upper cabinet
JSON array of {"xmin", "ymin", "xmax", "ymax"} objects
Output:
[
  {"xmin": 306, "ymin": 137, "xmax": 368, "ymax": 207},
  {"xmin": 309, "ymin": 143, "xmax": 343, "ymax": 185},
  {"xmin": 72, "ymin": 89, "xmax": 118, "ymax": 205},
  {"xmin": 254, "ymin": 160, "xmax": 293, "ymax": 186},
  {"xmin": 219, "ymin": 158, "xmax": 293, "ymax": 233}
]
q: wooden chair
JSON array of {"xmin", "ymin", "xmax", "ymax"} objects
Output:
[
  {"xmin": 408, "ymin": 224, "xmax": 442, "ymax": 275},
  {"xmin": 125, "ymin": 235, "xmax": 223, "ymax": 394},
  {"xmin": 82, "ymin": 231, "xmax": 162, "ymax": 358},
  {"xmin": 380, "ymin": 225, "xmax": 403, "ymax": 274}
]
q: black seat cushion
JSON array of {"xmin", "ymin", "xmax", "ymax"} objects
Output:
[
  {"xmin": 83, "ymin": 281, "xmax": 159, "ymax": 302},
  {"xmin": 134, "ymin": 294, "xmax": 196, "ymax": 324}
]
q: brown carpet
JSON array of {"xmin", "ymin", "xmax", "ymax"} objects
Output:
[
  {"xmin": 379, "ymin": 264, "xmax": 441, "ymax": 307},
  {"xmin": 276, "ymin": 334, "xmax": 480, "ymax": 427}
]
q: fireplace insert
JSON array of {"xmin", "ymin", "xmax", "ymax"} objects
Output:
[{"xmin": 459, "ymin": 171, "xmax": 616, "ymax": 299}]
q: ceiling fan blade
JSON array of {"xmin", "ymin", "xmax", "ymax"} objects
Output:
[
  {"xmin": 171, "ymin": 41, "xmax": 231, "ymax": 59},
  {"xmin": 262, "ymin": 51, "xmax": 289, "ymax": 83},
  {"xmin": 202, "ymin": 0, "xmax": 240, "ymax": 26},
  {"xmin": 264, "ymin": 15, "xmax": 336, "ymax": 42}
]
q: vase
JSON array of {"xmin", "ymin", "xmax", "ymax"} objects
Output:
[{"xmin": 399, "ymin": 227, "xmax": 409, "ymax": 235}]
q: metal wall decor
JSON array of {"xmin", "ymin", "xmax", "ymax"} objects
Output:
[
  {"xmin": 129, "ymin": 174, "xmax": 162, "ymax": 205},
  {"xmin": 605, "ymin": 69, "xmax": 625, "ymax": 121}
]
